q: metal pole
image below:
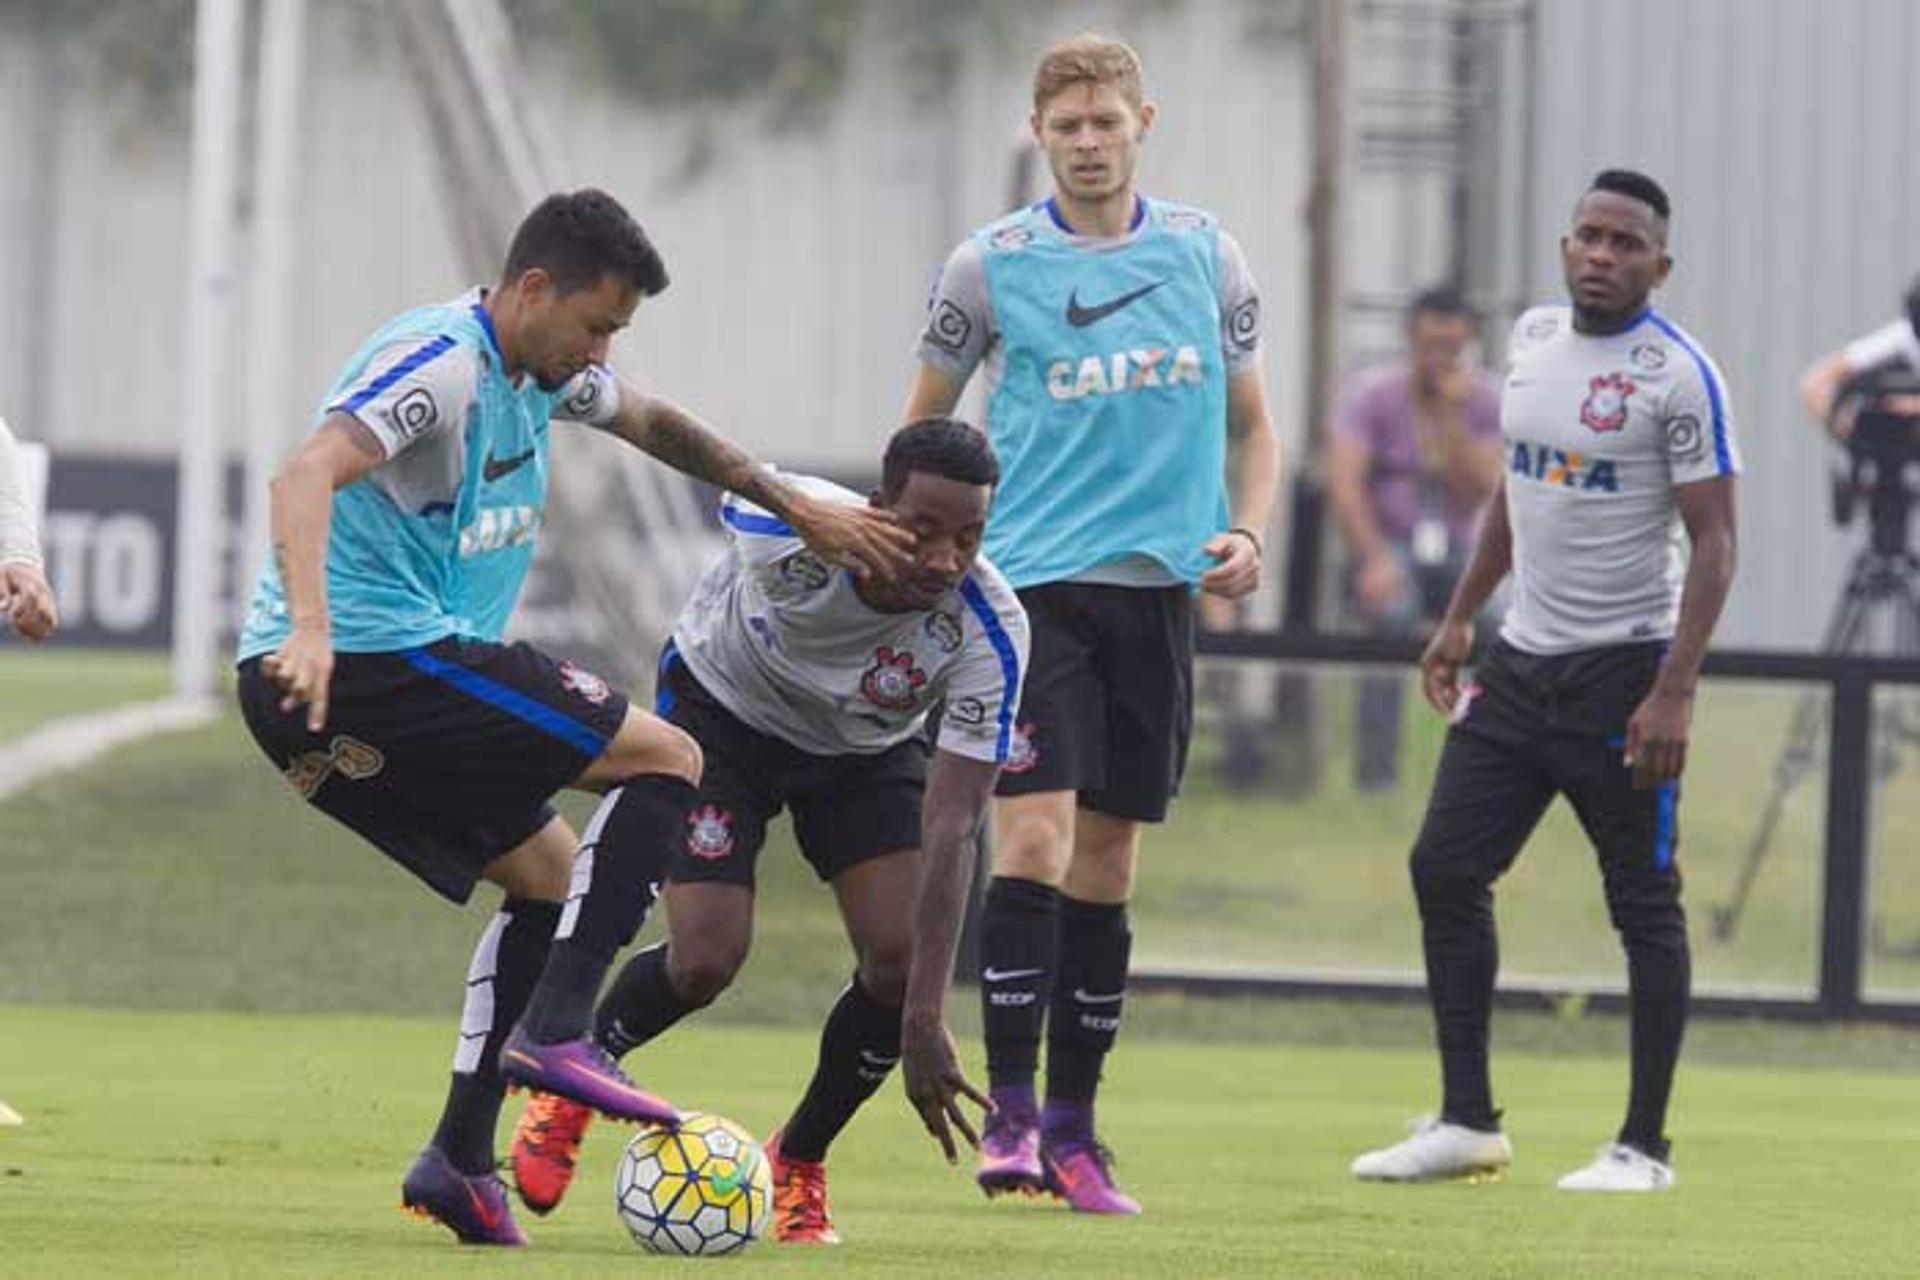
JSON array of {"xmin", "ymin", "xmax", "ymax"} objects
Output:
[
  {"xmin": 242, "ymin": 0, "xmax": 307, "ymax": 612},
  {"xmin": 1283, "ymin": 0, "xmax": 1346, "ymax": 633},
  {"xmin": 173, "ymin": 0, "xmax": 245, "ymax": 699},
  {"xmin": 1818, "ymin": 672, "xmax": 1872, "ymax": 1016}
]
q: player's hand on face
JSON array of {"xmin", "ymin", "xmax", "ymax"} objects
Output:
[
  {"xmin": 1200, "ymin": 529, "xmax": 1262, "ymax": 599},
  {"xmin": 791, "ymin": 494, "xmax": 917, "ymax": 582},
  {"xmin": 1624, "ymin": 687, "xmax": 1692, "ymax": 788},
  {"xmin": 261, "ymin": 625, "xmax": 335, "ymax": 733},
  {"xmin": 1419, "ymin": 619, "xmax": 1474, "ymax": 715},
  {"xmin": 900, "ymin": 1013, "xmax": 991, "ymax": 1165},
  {"xmin": 0, "ymin": 562, "xmax": 59, "ymax": 641}
]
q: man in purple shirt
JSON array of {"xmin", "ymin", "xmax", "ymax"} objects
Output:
[{"xmin": 1327, "ymin": 285, "xmax": 1503, "ymax": 790}]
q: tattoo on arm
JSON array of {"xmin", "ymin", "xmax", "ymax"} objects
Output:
[{"xmin": 636, "ymin": 400, "xmax": 795, "ymax": 516}]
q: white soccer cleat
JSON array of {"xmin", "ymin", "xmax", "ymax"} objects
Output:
[
  {"xmin": 1555, "ymin": 1143, "xmax": 1675, "ymax": 1192},
  {"xmin": 1351, "ymin": 1115, "xmax": 1512, "ymax": 1182}
]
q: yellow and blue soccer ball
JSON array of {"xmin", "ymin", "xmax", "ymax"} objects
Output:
[{"xmin": 614, "ymin": 1111, "xmax": 772, "ymax": 1256}]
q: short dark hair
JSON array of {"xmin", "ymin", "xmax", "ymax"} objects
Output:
[
  {"xmin": 882, "ymin": 417, "xmax": 1000, "ymax": 500},
  {"xmin": 1407, "ymin": 283, "xmax": 1478, "ymax": 326},
  {"xmin": 502, "ymin": 189, "xmax": 669, "ymax": 297},
  {"xmin": 1587, "ymin": 169, "xmax": 1671, "ymax": 222}
]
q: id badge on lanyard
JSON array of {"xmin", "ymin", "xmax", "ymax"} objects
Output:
[{"xmin": 1411, "ymin": 515, "xmax": 1450, "ymax": 568}]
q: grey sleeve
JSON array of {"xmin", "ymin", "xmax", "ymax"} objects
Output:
[
  {"xmin": 913, "ymin": 239, "xmax": 995, "ymax": 383},
  {"xmin": 1215, "ymin": 230, "xmax": 1263, "ymax": 374},
  {"xmin": 0, "ymin": 416, "xmax": 42, "ymax": 566}
]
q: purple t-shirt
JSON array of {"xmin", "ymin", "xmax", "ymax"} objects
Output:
[{"xmin": 1332, "ymin": 362, "xmax": 1502, "ymax": 544}]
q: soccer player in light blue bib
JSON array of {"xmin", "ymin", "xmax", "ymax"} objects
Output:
[
  {"xmin": 235, "ymin": 190, "xmax": 912, "ymax": 1247},
  {"xmin": 904, "ymin": 34, "xmax": 1282, "ymax": 1214}
]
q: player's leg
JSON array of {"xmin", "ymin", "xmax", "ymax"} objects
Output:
[
  {"xmin": 499, "ymin": 704, "xmax": 700, "ymax": 1120},
  {"xmin": 1353, "ymin": 659, "xmax": 1553, "ymax": 1182},
  {"xmin": 977, "ymin": 584, "xmax": 1102, "ymax": 1192},
  {"xmin": 1033, "ymin": 585, "xmax": 1188, "ymax": 1215},
  {"xmin": 513, "ymin": 653, "xmax": 779, "ymax": 1214},
  {"xmin": 1551, "ymin": 651, "xmax": 1687, "ymax": 1191},
  {"xmin": 766, "ymin": 750, "xmax": 926, "ymax": 1243},
  {"xmin": 237, "ymin": 643, "xmax": 619, "ymax": 1244}
]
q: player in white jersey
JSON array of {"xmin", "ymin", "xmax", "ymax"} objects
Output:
[
  {"xmin": 0, "ymin": 415, "xmax": 56, "ymax": 640},
  {"xmin": 1352, "ymin": 171, "xmax": 1740, "ymax": 1194},
  {"xmin": 509, "ymin": 419, "xmax": 1029, "ymax": 1244}
]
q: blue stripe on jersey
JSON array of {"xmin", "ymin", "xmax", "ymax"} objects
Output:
[
  {"xmin": 721, "ymin": 503, "xmax": 795, "ymax": 537},
  {"xmin": 1653, "ymin": 781, "xmax": 1678, "ymax": 870},
  {"xmin": 1649, "ymin": 312, "xmax": 1733, "ymax": 475},
  {"xmin": 655, "ymin": 641, "xmax": 682, "ymax": 716},
  {"xmin": 470, "ymin": 303, "xmax": 506, "ymax": 366},
  {"xmin": 400, "ymin": 645, "xmax": 610, "ymax": 758},
  {"xmin": 335, "ymin": 334, "xmax": 457, "ymax": 414},
  {"xmin": 958, "ymin": 575, "xmax": 1021, "ymax": 762}
]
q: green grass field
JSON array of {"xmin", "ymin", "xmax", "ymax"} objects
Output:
[
  {"xmin": 0, "ymin": 648, "xmax": 172, "ymax": 741},
  {"xmin": 1, "ymin": 651, "xmax": 1918, "ymax": 1275},
  {"xmin": 1, "ymin": 1008, "xmax": 1917, "ymax": 1279}
]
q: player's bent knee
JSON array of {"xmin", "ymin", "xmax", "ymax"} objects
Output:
[
  {"xmin": 597, "ymin": 715, "xmax": 703, "ymax": 787},
  {"xmin": 670, "ymin": 946, "xmax": 745, "ymax": 1008},
  {"xmin": 994, "ymin": 818, "xmax": 1070, "ymax": 883},
  {"xmin": 857, "ymin": 952, "xmax": 910, "ymax": 1007}
]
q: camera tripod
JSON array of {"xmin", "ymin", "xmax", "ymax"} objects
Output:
[{"xmin": 1711, "ymin": 543, "xmax": 1920, "ymax": 947}]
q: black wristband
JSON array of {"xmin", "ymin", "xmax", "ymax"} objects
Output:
[{"xmin": 1227, "ymin": 526, "xmax": 1264, "ymax": 557}]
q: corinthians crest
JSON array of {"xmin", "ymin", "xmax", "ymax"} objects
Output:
[
  {"xmin": 859, "ymin": 646, "xmax": 928, "ymax": 710},
  {"xmin": 685, "ymin": 805, "xmax": 735, "ymax": 860},
  {"xmin": 1579, "ymin": 372, "xmax": 1636, "ymax": 433}
]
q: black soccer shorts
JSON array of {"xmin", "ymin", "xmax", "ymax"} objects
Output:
[
  {"xmin": 654, "ymin": 645, "xmax": 927, "ymax": 888},
  {"xmin": 236, "ymin": 636, "xmax": 629, "ymax": 903},
  {"xmin": 992, "ymin": 580, "xmax": 1193, "ymax": 823}
]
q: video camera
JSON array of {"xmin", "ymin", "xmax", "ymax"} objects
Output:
[{"xmin": 1831, "ymin": 309, "xmax": 1920, "ymax": 556}]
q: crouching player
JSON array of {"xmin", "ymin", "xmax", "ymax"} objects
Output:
[{"xmin": 511, "ymin": 417, "xmax": 1029, "ymax": 1243}]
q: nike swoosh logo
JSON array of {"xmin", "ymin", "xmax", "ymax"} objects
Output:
[
  {"xmin": 482, "ymin": 447, "xmax": 536, "ymax": 482},
  {"xmin": 1073, "ymin": 988, "xmax": 1124, "ymax": 1004},
  {"xmin": 1065, "ymin": 280, "xmax": 1164, "ymax": 328},
  {"xmin": 982, "ymin": 966, "xmax": 1043, "ymax": 982}
]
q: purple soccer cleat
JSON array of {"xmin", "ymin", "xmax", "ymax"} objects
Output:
[
  {"xmin": 498, "ymin": 1029, "xmax": 680, "ymax": 1127},
  {"xmin": 1041, "ymin": 1138, "xmax": 1141, "ymax": 1216},
  {"xmin": 976, "ymin": 1105, "xmax": 1045, "ymax": 1197},
  {"xmin": 400, "ymin": 1146, "xmax": 528, "ymax": 1246}
]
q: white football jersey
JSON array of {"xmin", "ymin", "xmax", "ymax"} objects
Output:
[
  {"xmin": 671, "ymin": 475, "xmax": 1029, "ymax": 762},
  {"xmin": 1498, "ymin": 305, "xmax": 1741, "ymax": 654}
]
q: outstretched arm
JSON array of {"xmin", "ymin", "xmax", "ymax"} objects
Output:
[
  {"xmin": 599, "ymin": 378, "xmax": 915, "ymax": 580},
  {"xmin": 899, "ymin": 747, "xmax": 1000, "ymax": 1163}
]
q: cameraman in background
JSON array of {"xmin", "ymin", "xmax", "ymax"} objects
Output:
[{"xmin": 1800, "ymin": 279, "xmax": 1920, "ymax": 437}]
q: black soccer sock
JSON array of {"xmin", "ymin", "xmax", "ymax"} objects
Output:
[
  {"xmin": 1416, "ymin": 876, "xmax": 1502, "ymax": 1131},
  {"xmin": 594, "ymin": 942, "xmax": 698, "ymax": 1058},
  {"xmin": 1044, "ymin": 896, "xmax": 1131, "ymax": 1105},
  {"xmin": 1615, "ymin": 892, "xmax": 1690, "ymax": 1160},
  {"xmin": 518, "ymin": 775, "xmax": 695, "ymax": 1044},
  {"xmin": 433, "ymin": 897, "xmax": 561, "ymax": 1174},
  {"xmin": 778, "ymin": 977, "xmax": 903, "ymax": 1163},
  {"xmin": 979, "ymin": 876, "xmax": 1060, "ymax": 1091}
]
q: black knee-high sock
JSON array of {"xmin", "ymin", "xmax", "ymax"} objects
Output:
[
  {"xmin": 1417, "ymin": 877, "xmax": 1502, "ymax": 1131},
  {"xmin": 518, "ymin": 776, "xmax": 695, "ymax": 1044},
  {"xmin": 1044, "ymin": 896, "xmax": 1131, "ymax": 1106},
  {"xmin": 779, "ymin": 977, "xmax": 902, "ymax": 1163},
  {"xmin": 433, "ymin": 897, "xmax": 561, "ymax": 1173},
  {"xmin": 594, "ymin": 942, "xmax": 697, "ymax": 1058},
  {"xmin": 979, "ymin": 876, "xmax": 1060, "ymax": 1093},
  {"xmin": 1617, "ymin": 897, "xmax": 1690, "ymax": 1161}
]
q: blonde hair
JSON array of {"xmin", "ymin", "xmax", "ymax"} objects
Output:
[{"xmin": 1031, "ymin": 33, "xmax": 1144, "ymax": 113}]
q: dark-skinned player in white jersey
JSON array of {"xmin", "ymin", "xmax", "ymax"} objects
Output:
[
  {"xmin": 508, "ymin": 418, "xmax": 1029, "ymax": 1243},
  {"xmin": 1352, "ymin": 170, "xmax": 1740, "ymax": 1193}
]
